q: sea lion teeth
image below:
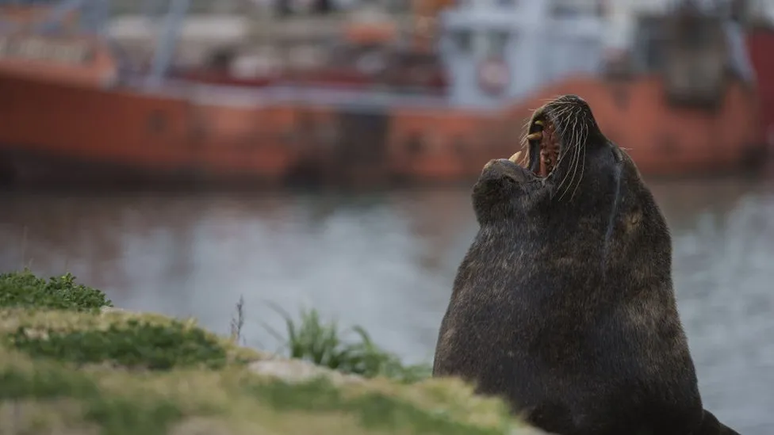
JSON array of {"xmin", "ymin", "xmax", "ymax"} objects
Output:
[
  {"xmin": 509, "ymin": 151, "xmax": 523, "ymax": 164},
  {"xmin": 527, "ymin": 132, "xmax": 543, "ymax": 141}
]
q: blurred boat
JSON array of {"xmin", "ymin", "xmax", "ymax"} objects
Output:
[
  {"xmin": 747, "ymin": 21, "xmax": 774, "ymax": 158},
  {"xmin": 0, "ymin": 0, "xmax": 770, "ymax": 188}
]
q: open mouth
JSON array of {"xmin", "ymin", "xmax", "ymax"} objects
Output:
[{"xmin": 511, "ymin": 116, "xmax": 560, "ymax": 179}]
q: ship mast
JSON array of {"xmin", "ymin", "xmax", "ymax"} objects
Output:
[{"xmin": 145, "ymin": 0, "xmax": 190, "ymax": 85}]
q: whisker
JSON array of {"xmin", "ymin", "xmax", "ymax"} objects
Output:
[
  {"xmin": 554, "ymin": 117, "xmax": 576, "ymax": 196},
  {"xmin": 568, "ymin": 120, "xmax": 588, "ymax": 202},
  {"xmin": 556, "ymin": 106, "xmax": 586, "ymax": 201},
  {"xmin": 557, "ymin": 110, "xmax": 582, "ymax": 201}
]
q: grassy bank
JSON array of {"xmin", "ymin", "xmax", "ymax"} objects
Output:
[{"xmin": 0, "ymin": 270, "xmax": 539, "ymax": 435}]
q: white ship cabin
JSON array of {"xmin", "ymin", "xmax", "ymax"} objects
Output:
[{"xmin": 437, "ymin": 0, "xmax": 607, "ymax": 109}]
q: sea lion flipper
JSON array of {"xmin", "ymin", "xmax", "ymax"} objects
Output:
[
  {"xmin": 521, "ymin": 402, "xmax": 575, "ymax": 435},
  {"xmin": 693, "ymin": 409, "xmax": 741, "ymax": 435}
]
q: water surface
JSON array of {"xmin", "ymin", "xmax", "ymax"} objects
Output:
[{"xmin": 1, "ymin": 176, "xmax": 772, "ymax": 433}]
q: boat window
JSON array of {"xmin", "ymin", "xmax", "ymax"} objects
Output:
[
  {"xmin": 549, "ymin": 0, "xmax": 601, "ymax": 18},
  {"xmin": 355, "ymin": 50, "xmax": 387, "ymax": 75},
  {"xmin": 487, "ymin": 30, "xmax": 509, "ymax": 56},
  {"xmin": 633, "ymin": 15, "xmax": 666, "ymax": 72},
  {"xmin": 452, "ymin": 29, "xmax": 472, "ymax": 53},
  {"xmin": 641, "ymin": 35, "xmax": 665, "ymax": 71},
  {"xmin": 682, "ymin": 20, "xmax": 712, "ymax": 49}
]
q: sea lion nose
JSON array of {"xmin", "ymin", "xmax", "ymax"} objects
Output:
[
  {"xmin": 482, "ymin": 158, "xmax": 531, "ymax": 183},
  {"xmin": 562, "ymin": 94, "xmax": 585, "ymax": 102},
  {"xmin": 484, "ymin": 157, "xmax": 521, "ymax": 170}
]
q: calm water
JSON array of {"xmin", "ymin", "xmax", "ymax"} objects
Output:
[{"xmin": 1, "ymin": 177, "xmax": 773, "ymax": 434}]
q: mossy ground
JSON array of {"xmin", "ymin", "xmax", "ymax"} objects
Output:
[{"xmin": 0, "ymin": 270, "xmax": 536, "ymax": 435}]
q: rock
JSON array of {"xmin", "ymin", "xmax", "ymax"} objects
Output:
[{"xmin": 249, "ymin": 358, "xmax": 365, "ymax": 385}]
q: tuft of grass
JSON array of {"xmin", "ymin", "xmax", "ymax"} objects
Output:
[
  {"xmin": 265, "ymin": 304, "xmax": 432, "ymax": 383},
  {"xmin": 6, "ymin": 319, "xmax": 231, "ymax": 371},
  {"xmin": 229, "ymin": 295, "xmax": 245, "ymax": 346},
  {"xmin": 0, "ymin": 270, "xmax": 112, "ymax": 311}
]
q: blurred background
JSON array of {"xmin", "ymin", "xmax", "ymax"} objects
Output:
[{"xmin": 0, "ymin": 0, "xmax": 773, "ymax": 432}]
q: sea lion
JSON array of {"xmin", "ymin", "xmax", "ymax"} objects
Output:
[{"xmin": 432, "ymin": 95, "xmax": 740, "ymax": 435}]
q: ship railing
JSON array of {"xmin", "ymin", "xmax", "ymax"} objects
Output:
[
  {"xmin": 0, "ymin": 0, "xmax": 96, "ymax": 34},
  {"xmin": 123, "ymin": 76, "xmax": 479, "ymax": 111}
]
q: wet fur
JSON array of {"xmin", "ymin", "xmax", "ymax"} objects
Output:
[{"xmin": 432, "ymin": 95, "xmax": 740, "ymax": 435}]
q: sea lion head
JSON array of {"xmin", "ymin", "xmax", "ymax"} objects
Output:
[{"xmin": 472, "ymin": 94, "xmax": 670, "ymax": 273}]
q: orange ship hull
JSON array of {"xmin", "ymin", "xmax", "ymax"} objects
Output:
[
  {"xmin": 0, "ymin": 68, "xmax": 767, "ymax": 188},
  {"xmin": 747, "ymin": 27, "xmax": 774, "ymax": 156},
  {"xmin": 510, "ymin": 75, "xmax": 766, "ymax": 177}
]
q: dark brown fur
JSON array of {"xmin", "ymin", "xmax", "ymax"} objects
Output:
[{"xmin": 432, "ymin": 95, "xmax": 740, "ymax": 435}]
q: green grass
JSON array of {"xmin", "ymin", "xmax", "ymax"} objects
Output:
[
  {"xmin": 0, "ymin": 355, "xmax": 518, "ymax": 435},
  {"xmin": 0, "ymin": 269, "xmax": 432, "ymax": 382},
  {"xmin": 0, "ymin": 269, "xmax": 528, "ymax": 435},
  {"xmin": 7, "ymin": 319, "xmax": 232, "ymax": 370},
  {"xmin": 242, "ymin": 376, "xmax": 508, "ymax": 435},
  {"xmin": 0, "ymin": 270, "xmax": 113, "ymax": 311},
  {"xmin": 1, "ymin": 363, "xmax": 184, "ymax": 435},
  {"xmin": 1, "ymin": 270, "xmax": 235, "ymax": 372},
  {"xmin": 0, "ymin": 269, "xmax": 430, "ymax": 381},
  {"xmin": 265, "ymin": 304, "xmax": 432, "ymax": 383}
]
